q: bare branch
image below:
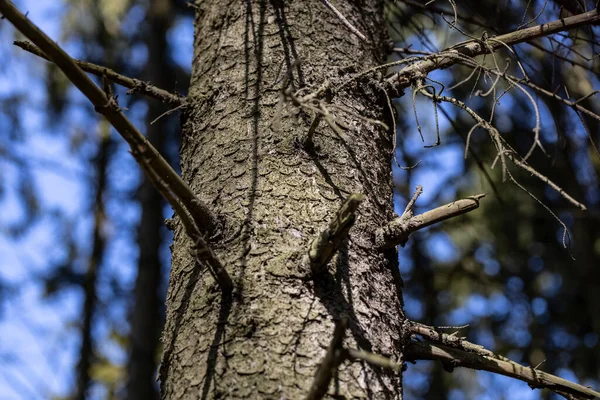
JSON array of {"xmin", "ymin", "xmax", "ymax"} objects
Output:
[
  {"xmin": 310, "ymin": 319, "xmax": 600, "ymax": 400},
  {"xmin": 404, "ymin": 341, "xmax": 600, "ymax": 400},
  {"xmin": 0, "ymin": 0, "xmax": 232, "ymax": 291},
  {"xmin": 193, "ymin": 235, "xmax": 233, "ymax": 293},
  {"xmin": 345, "ymin": 348, "xmax": 403, "ymax": 372},
  {"xmin": 402, "ymin": 185, "xmax": 423, "ymax": 218},
  {"xmin": 14, "ymin": 40, "xmax": 184, "ymax": 106},
  {"xmin": 385, "ymin": 9, "xmax": 600, "ymax": 93},
  {"xmin": 409, "ymin": 322, "xmax": 511, "ymax": 362},
  {"xmin": 305, "ymin": 318, "xmax": 348, "ymax": 400},
  {"xmin": 418, "ymin": 90, "xmax": 588, "ymax": 211},
  {"xmin": 526, "ymin": 40, "xmax": 595, "ymax": 72},
  {"xmin": 375, "ymin": 191, "xmax": 486, "ymax": 249},
  {"xmin": 345, "ymin": 322, "xmax": 600, "ymax": 400},
  {"xmin": 393, "ymin": 0, "xmax": 493, "ymax": 32},
  {"xmin": 0, "ymin": 0, "xmax": 217, "ymax": 234},
  {"xmin": 309, "ymin": 193, "xmax": 365, "ymax": 274},
  {"xmin": 471, "ymin": 63, "xmax": 600, "ymax": 125},
  {"xmin": 142, "ymin": 156, "xmax": 233, "ymax": 292}
]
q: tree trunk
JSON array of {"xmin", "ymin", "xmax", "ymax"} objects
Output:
[{"xmin": 160, "ymin": 1, "xmax": 405, "ymax": 398}]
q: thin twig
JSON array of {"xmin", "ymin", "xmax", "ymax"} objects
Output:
[
  {"xmin": 0, "ymin": 1, "xmax": 217, "ymax": 233},
  {"xmin": 394, "ymin": 0, "xmax": 493, "ymax": 32},
  {"xmin": 402, "ymin": 185, "xmax": 423, "ymax": 218},
  {"xmin": 383, "ymin": 83, "xmax": 403, "ymax": 168},
  {"xmin": 385, "ymin": 9, "xmax": 600, "ymax": 93},
  {"xmin": 506, "ymin": 168, "xmax": 573, "ymax": 252},
  {"xmin": 320, "ymin": 0, "xmax": 367, "ymax": 42},
  {"xmin": 449, "ymin": 56, "xmax": 600, "ymax": 163},
  {"xmin": 434, "ymin": 103, "xmax": 506, "ymax": 204},
  {"xmin": 504, "ymin": 71, "xmax": 600, "ymax": 123},
  {"xmin": 14, "ymin": 40, "xmax": 184, "ymax": 106},
  {"xmin": 527, "ymin": 40, "xmax": 594, "ymax": 72},
  {"xmin": 510, "ymin": 156, "xmax": 587, "ymax": 211},
  {"xmin": 573, "ymin": 107, "xmax": 600, "ymax": 161},
  {"xmin": 345, "ymin": 348, "xmax": 403, "ymax": 372},
  {"xmin": 419, "ymin": 90, "xmax": 588, "ymax": 211}
]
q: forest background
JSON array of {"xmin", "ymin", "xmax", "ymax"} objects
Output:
[{"xmin": 0, "ymin": 0, "xmax": 599, "ymax": 399}]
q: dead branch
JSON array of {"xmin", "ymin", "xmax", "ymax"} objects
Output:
[
  {"xmin": 305, "ymin": 318, "xmax": 600, "ymax": 400},
  {"xmin": 283, "ymin": 84, "xmax": 389, "ymax": 144},
  {"xmin": 456, "ymin": 59, "xmax": 600, "ymax": 125},
  {"xmin": 141, "ymin": 155, "xmax": 233, "ymax": 292},
  {"xmin": 417, "ymin": 89, "xmax": 588, "ymax": 212},
  {"xmin": 385, "ymin": 9, "xmax": 600, "ymax": 93},
  {"xmin": 393, "ymin": 0, "xmax": 493, "ymax": 32},
  {"xmin": 409, "ymin": 322, "xmax": 511, "ymax": 362},
  {"xmin": 14, "ymin": 40, "xmax": 184, "ymax": 106},
  {"xmin": 0, "ymin": 1, "xmax": 214, "ymax": 231},
  {"xmin": 526, "ymin": 40, "xmax": 595, "ymax": 72},
  {"xmin": 375, "ymin": 186, "xmax": 486, "ymax": 249},
  {"xmin": 309, "ymin": 193, "xmax": 365, "ymax": 274},
  {"xmin": 404, "ymin": 341, "xmax": 600, "ymax": 399},
  {"xmin": 305, "ymin": 318, "xmax": 348, "ymax": 400},
  {"xmin": 0, "ymin": 0, "xmax": 232, "ymax": 291},
  {"xmin": 345, "ymin": 348, "xmax": 404, "ymax": 372}
]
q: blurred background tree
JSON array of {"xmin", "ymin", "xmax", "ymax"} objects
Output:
[
  {"xmin": 0, "ymin": 0, "xmax": 598, "ymax": 399},
  {"xmin": 1, "ymin": 0, "xmax": 192, "ymax": 398},
  {"xmin": 388, "ymin": 1, "xmax": 600, "ymax": 398}
]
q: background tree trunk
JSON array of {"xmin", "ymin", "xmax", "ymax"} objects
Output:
[
  {"xmin": 126, "ymin": 0, "xmax": 173, "ymax": 398},
  {"xmin": 159, "ymin": 1, "xmax": 406, "ymax": 398}
]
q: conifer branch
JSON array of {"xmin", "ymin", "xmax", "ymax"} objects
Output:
[
  {"xmin": 0, "ymin": 0, "xmax": 232, "ymax": 291},
  {"xmin": 14, "ymin": 40, "xmax": 184, "ymax": 106},
  {"xmin": 375, "ymin": 187, "xmax": 486, "ymax": 249},
  {"xmin": 405, "ymin": 341, "xmax": 600, "ymax": 400},
  {"xmin": 385, "ymin": 9, "xmax": 600, "ymax": 94}
]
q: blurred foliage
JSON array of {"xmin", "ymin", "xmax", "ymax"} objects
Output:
[
  {"xmin": 0, "ymin": 0, "xmax": 191, "ymax": 398},
  {"xmin": 388, "ymin": 0, "xmax": 600, "ymax": 398}
]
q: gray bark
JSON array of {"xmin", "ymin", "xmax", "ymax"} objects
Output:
[{"xmin": 160, "ymin": 1, "xmax": 406, "ymax": 398}]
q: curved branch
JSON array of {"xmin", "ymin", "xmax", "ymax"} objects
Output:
[
  {"xmin": 0, "ymin": 0, "xmax": 232, "ymax": 291},
  {"xmin": 305, "ymin": 319, "xmax": 348, "ymax": 400}
]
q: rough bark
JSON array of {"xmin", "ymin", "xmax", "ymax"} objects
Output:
[
  {"xmin": 160, "ymin": 1, "xmax": 405, "ymax": 398},
  {"xmin": 126, "ymin": 0, "xmax": 172, "ymax": 398}
]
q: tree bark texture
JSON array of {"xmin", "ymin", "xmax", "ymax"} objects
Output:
[{"xmin": 160, "ymin": 1, "xmax": 405, "ymax": 398}]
